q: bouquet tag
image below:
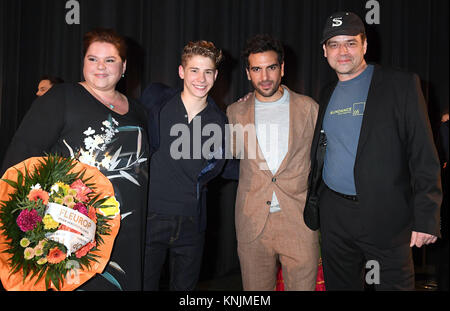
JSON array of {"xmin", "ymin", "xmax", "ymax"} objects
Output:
[
  {"xmin": 45, "ymin": 203, "xmax": 96, "ymax": 255},
  {"xmin": 45, "ymin": 230, "xmax": 91, "ymax": 255}
]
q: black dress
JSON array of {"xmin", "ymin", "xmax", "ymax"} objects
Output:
[{"xmin": 1, "ymin": 83, "xmax": 149, "ymax": 290}]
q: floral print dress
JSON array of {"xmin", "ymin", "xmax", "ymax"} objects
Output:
[{"xmin": 1, "ymin": 83, "xmax": 149, "ymax": 290}]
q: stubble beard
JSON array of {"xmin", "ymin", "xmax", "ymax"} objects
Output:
[{"xmin": 253, "ymin": 80, "xmax": 281, "ymax": 99}]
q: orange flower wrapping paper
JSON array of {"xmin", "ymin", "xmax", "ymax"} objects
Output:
[{"xmin": 0, "ymin": 157, "xmax": 120, "ymax": 291}]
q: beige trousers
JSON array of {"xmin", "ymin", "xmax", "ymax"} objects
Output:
[{"xmin": 237, "ymin": 211, "xmax": 319, "ymax": 291}]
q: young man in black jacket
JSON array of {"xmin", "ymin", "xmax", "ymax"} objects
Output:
[{"xmin": 141, "ymin": 41, "xmax": 237, "ymax": 291}]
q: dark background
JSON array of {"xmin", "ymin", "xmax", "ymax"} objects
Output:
[{"xmin": 0, "ymin": 0, "xmax": 448, "ymax": 286}]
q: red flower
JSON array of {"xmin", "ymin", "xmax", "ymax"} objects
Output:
[
  {"xmin": 16, "ymin": 209, "xmax": 42, "ymax": 232},
  {"xmin": 70, "ymin": 179, "xmax": 92, "ymax": 202},
  {"xmin": 75, "ymin": 240, "xmax": 96, "ymax": 258},
  {"xmin": 73, "ymin": 202, "xmax": 88, "ymax": 216},
  {"xmin": 88, "ymin": 206, "xmax": 97, "ymax": 223},
  {"xmin": 47, "ymin": 247, "xmax": 66, "ymax": 264},
  {"xmin": 27, "ymin": 189, "xmax": 49, "ymax": 205},
  {"xmin": 58, "ymin": 224, "xmax": 80, "ymax": 235}
]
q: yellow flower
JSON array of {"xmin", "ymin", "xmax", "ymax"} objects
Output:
[
  {"xmin": 38, "ymin": 239, "xmax": 48, "ymax": 248},
  {"xmin": 34, "ymin": 246, "xmax": 44, "ymax": 257},
  {"xmin": 98, "ymin": 197, "xmax": 120, "ymax": 217},
  {"xmin": 24, "ymin": 247, "xmax": 35, "ymax": 260},
  {"xmin": 20, "ymin": 238, "xmax": 30, "ymax": 248},
  {"xmin": 63, "ymin": 195, "xmax": 74, "ymax": 206},
  {"xmin": 37, "ymin": 257, "xmax": 47, "ymax": 265},
  {"xmin": 56, "ymin": 182, "xmax": 70, "ymax": 195},
  {"xmin": 68, "ymin": 189, "xmax": 78, "ymax": 197},
  {"xmin": 43, "ymin": 214, "xmax": 59, "ymax": 230}
]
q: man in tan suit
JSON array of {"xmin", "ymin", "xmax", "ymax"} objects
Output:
[{"xmin": 226, "ymin": 34, "xmax": 319, "ymax": 290}]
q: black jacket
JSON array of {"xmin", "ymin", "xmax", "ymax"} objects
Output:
[
  {"xmin": 304, "ymin": 65, "xmax": 442, "ymax": 247},
  {"xmin": 141, "ymin": 83, "xmax": 238, "ymax": 231}
]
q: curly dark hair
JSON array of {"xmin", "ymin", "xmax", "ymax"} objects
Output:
[
  {"xmin": 39, "ymin": 75, "xmax": 64, "ymax": 85},
  {"xmin": 242, "ymin": 34, "xmax": 284, "ymax": 68}
]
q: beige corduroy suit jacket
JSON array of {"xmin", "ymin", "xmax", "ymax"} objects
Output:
[{"xmin": 226, "ymin": 86, "xmax": 319, "ymax": 246}]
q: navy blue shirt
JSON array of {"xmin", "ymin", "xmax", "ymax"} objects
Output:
[{"xmin": 322, "ymin": 65, "xmax": 374, "ymax": 195}]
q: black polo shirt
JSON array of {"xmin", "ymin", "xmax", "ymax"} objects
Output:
[{"xmin": 148, "ymin": 92, "xmax": 217, "ymax": 216}]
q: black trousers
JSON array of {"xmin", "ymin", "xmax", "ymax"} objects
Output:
[
  {"xmin": 319, "ymin": 185, "xmax": 415, "ymax": 290},
  {"xmin": 143, "ymin": 212, "xmax": 205, "ymax": 291}
]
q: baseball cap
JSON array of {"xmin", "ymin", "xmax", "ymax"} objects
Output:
[{"xmin": 320, "ymin": 12, "xmax": 366, "ymax": 44}]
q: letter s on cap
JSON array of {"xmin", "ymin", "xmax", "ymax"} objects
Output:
[{"xmin": 332, "ymin": 18, "xmax": 343, "ymax": 27}]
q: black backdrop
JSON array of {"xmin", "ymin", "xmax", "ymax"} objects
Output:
[{"xmin": 0, "ymin": 0, "xmax": 449, "ymax": 283}]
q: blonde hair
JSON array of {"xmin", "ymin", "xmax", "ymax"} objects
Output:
[{"xmin": 181, "ymin": 40, "xmax": 223, "ymax": 68}]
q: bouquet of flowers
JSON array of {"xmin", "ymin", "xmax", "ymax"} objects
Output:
[{"xmin": 0, "ymin": 155, "xmax": 120, "ymax": 291}]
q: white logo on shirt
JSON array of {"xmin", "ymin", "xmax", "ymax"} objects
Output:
[{"xmin": 352, "ymin": 102, "xmax": 365, "ymax": 116}]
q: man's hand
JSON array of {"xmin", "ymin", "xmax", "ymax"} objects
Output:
[
  {"xmin": 410, "ymin": 231, "xmax": 438, "ymax": 247},
  {"xmin": 237, "ymin": 92, "xmax": 252, "ymax": 103}
]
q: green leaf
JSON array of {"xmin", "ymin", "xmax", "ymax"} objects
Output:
[
  {"xmin": 0, "ymin": 178, "xmax": 18, "ymax": 189},
  {"xmin": 0, "ymin": 154, "xmax": 115, "ymax": 291},
  {"xmin": 34, "ymin": 265, "xmax": 48, "ymax": 286}
]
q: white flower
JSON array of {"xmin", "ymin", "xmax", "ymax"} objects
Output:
[
  {"xmin": 77, "ymin": 118, "xmax": 121, "ymax": 169},
  {"xmin": 83, "ymin": 127, "xmax": 95, "ymax": 136},
  {"xmin": 50, "ymin": 183, "xmax": 59, "ymax": 195},
  {"xmin": 84, "ymin": 136, "xmax": 96, "ymax": 151},
  {"xmin": 101, "ymin": 155, "xmax": 112, "ymax": 169},
  {"xmin": 79, "ymin": 149, "xmax": 97, "ymax": 167},
  {"xmin": 30, "ymin": 184, "xmax": 41, "ymax": 190},
  {"xmin": 93, "ymin": 135, "xmax": 105, "ymax": 146}
]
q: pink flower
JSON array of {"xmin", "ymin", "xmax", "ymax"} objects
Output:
[
  {"xmin": 70, "ymin": 179, "xmax": 92, "ymax": 202},
  {"xmin": 16, "ymin": 209, "xmax": 42, "ymax": 232},
  {"xmin": 73, "ymin": 202, "xmax": 88, "ymax": 216}
]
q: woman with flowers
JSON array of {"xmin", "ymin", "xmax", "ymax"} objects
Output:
[{"xmin": 1, "ymin": 28, "xmax": 149, "ymax": 291}]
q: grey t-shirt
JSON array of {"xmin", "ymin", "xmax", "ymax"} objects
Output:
[
  {"xmin": 255, "ymin": 88, "xmax": 290, "ymax": 213},
  {"xmin": 322, "ymin": 65, "xmax": 374, "ymax": 195}
]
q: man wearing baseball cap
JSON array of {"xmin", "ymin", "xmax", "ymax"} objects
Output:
[{"xmin": 304, "ymin": 12, "xmax": 442, "ymax": 290}]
